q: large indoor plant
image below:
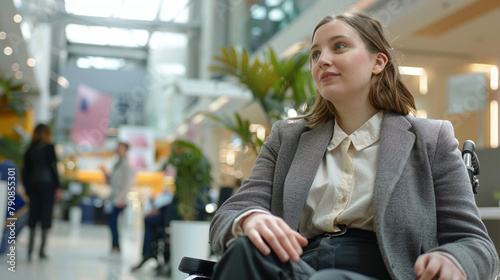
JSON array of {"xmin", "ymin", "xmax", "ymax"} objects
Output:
[
  {"xmin": 167, "ymin": 139, "xmax": 212, "ymax": 220},
  {"xmin": 0, "ymin": 75, "xmax": 26, "ymax": 115},
  {"xmin": 0, "ymin": 74, "xmax": 30, "ymax": 166},
  {"xmin": 207, "ymin": 45, "xmax": 315, "ymax": 154}
]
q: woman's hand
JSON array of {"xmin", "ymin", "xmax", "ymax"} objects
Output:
[
  {"xmin": 241, "ymin": 212, "xmax": 308, "ymax": 263},
  {"xmin": 414, "ymin": 252, "xmax": 466, "ymax": 280}
]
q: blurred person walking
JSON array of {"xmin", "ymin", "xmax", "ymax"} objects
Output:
[
  {"xmin": 22, "ymin": 124, "xmax": 61, "ymax": 261},
  {"xmin": 100, "ymin": 142, "xmax": 135, "ymax": 259}
]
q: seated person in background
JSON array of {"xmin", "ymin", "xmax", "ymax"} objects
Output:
[
  {"xmin": 132, "ymin": 187, "xmax": 174, "ymax": 270},
  {"xmin": 209, "ymin": 11, "xmax": 499, "ymax": 280}
]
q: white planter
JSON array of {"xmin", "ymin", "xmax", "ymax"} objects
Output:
[{"xmin": 170, "ymin": 220, "xmax": 211, "ymax": 280}]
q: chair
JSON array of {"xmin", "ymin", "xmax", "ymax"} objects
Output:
[{"xmin": 178, "ymin": 140, "xmax": 481, "ymax": 279}]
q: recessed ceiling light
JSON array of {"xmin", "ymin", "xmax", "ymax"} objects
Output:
[
  {"xmin": 27, "ymin": 58, "xmax": 36, "ymax": 67},
  {"xmin": 4, "ymin": 47, "xmax": 13, "ymax": 56},
  {"xmin": 13, "ymin": 14, "xmax": 22, "ymax": 23}
]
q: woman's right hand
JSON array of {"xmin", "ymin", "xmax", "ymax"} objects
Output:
[{"xmin": 241, "ymin": 212, "xmax": 308, "ymax": 263}]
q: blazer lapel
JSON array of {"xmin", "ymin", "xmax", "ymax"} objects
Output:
[
  {"xmin": 373, "ymin": 112, "xmax": 415, "ymax": 224},
  {"xmin": 283, "ymin": 119, "xmax": 334, "ymax": 230}
]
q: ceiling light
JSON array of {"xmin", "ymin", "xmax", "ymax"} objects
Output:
[
  {"xmin": 4, "ymin": 47, "xmax": 13, "ymax": 55},
  {"xmin": 399, "ymin": 66, "xmax": 425, "ymax": 76},
  {"xmin": 57, "ymin": 76, "xmax": 70, "ymax": 88},
  {"xmin": 491, "ymin": 100, "xmax": 498, "ymax": 148},
  {"xmin": 419, "ymin": 74, "xmax": 428, "ymax": 95},
  {"xmin": 268, "ymin": 8, "xmax": 285, "ymax": 21},
  {"xmin": 76, "ymin": 58, "xmax": 92, "ymax": 69},
  {"xmin": 15, "ymin": 71, "xmax": 23, "ymax": 79},
  {"xmin": 27, "ymin": 58, "xmax": 36, "ymax": 67},
  {"xmin": 11, "ymin": 63, "xmax": 20, "ymax": 71},
  {"xmin": 400, "ymin": 66, "xmax": 427, "ymax": 95},
  {"xmin": 265, "ymin": 0, "xmax": 282, "ymax": 6},
  {"xmin": 0, "ymin": 32, "xmax": 6, "ymax": 40},
  {"xmin": 13, "ymin": 14, "xmax": 22, "ymax": 23},
  {"xmin": 470, "ymin": 63, "xmax": 499, "ymax": 90},
  {"xmin": 251, "ymin": 4, "xmax": 267, "ymax": 20},
  {"xmin": 22, "ymin": 84, "xmax": 30, "ymax": 92},
  {"xmin": 490, "ymin": 67, "xmax": 498, "ymax": 90}
]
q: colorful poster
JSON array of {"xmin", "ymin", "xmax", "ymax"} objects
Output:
[
  {"xmin": 70, "ymin": 84, "xmax": 112, "ymax": 147},
  {"xmin": 118, "ymin": 126, "xmax": 155, "ymax": 171}
]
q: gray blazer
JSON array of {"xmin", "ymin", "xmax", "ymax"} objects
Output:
[{"xmin": 210, "ymin": 112, "xmax": 499, "ymax": 279}]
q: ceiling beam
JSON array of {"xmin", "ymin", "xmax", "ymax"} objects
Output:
[
  {"xmin": 66, "ymin": 43, "xmax": 148, "ymax": 60},
  {"xmin": 414, "ymin": 0, "xmax": 500, "ymax": 36}
]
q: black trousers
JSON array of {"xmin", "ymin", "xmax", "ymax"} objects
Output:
[
  {"xmin": 212, "ymin": 229, "xmax": 391, "ymax": 280},
  {"xmin": 28, "ymin": 182, "xmax": 55, "ymax": 229}
]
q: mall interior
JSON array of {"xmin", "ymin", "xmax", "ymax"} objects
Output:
[{"xmin": 1, "ymin": 0, "xmax": 500, "ymax": 279}]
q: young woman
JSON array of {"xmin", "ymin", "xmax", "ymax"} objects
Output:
[
  {"xmin": 22, "ymin": 124, "xmax": 61, "ymax": 261},
  {"xmin": 208, "ymin": 11, "xmax": 499, "ymax": 280}
]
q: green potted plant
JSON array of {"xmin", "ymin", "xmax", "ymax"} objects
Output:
[
  {"xmin": 206, "ymin": 45, "xmax": 315, "ymax": 154},
  {"xmin": 0, "ymin": 73, "xmax": 32, "ymax": 166},
  {"xmin": 0, "ymin": 136, "xmax": 26, "ymax": 168},
  {"xmin": 167, "ymin": 139, "xmax": 212, "ymax": 221},
  {"xmin": 0, "ymin": 75, "xmax": 28, "ymax": 115},
  {"xmin": 166, "ymin": 139, "xmax": 213, "ymax": 279}
]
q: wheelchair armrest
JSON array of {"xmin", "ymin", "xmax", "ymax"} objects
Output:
[{"xmin": 179, "ymin": 256, "xmax": 216, "ymax": 277}]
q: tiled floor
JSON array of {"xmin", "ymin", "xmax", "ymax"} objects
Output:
[{"xmin": 0, "ymin": 209, "xmax": 170, "ymax": 280}]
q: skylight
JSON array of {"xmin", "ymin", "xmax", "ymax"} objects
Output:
[
  {"xmin": 159, "ymin": 0, "xmax": 190, "ymax": 23},
  {"xmin": 76, "ymin": 56, "xmax": 126, "ymax": 70},
  {"xmin": 65, "ymin": 0, "xmax": 161, "ymax": 21},
  {"xmin": 149, "ymin": 32, "xmax": 187, "ymax": 50},
  {"xmin": 65, "ymin": 24, "xmax": 149, "ymax": 47},
  {"xmin": 65, "ymin": 0, "xmax": 190, "ymax": 22}
]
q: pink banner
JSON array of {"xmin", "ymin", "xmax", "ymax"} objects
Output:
[
  {"xmin": 70, "ymin": 84, "xmax": 112, "ymax": 147},
  {"xmin": 118, "ymin": 126, "xmax": 155, "ymax": 170}
]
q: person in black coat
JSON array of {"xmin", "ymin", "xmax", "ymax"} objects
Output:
[{"xmin": 22, "ymin": 124, "xmax": 61, "ymax": 261}]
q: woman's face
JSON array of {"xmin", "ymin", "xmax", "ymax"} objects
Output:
[{"xmin": 310, "ymin": 20, "xmax": 384, "ymax": 110}]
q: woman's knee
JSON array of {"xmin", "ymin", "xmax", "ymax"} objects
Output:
[{"xmin": 225, "ymin": 236, "xmax": 255, "ymax": 255}]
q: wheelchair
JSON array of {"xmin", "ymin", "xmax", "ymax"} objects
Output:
[
  {"xmin": 131, "ymin": 201, "xmax": 182, "ymax": 276},
  {"xmin": 178, "ymin": 140, "xmax": 481, "ymax": 279}
]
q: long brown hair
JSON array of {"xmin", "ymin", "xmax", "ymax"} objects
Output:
[
  {"xmin": 30, "ymin": 124, "xmax": 52, "ymax": 145},
  {"xmin": 304, "ymin": 11, "xmax": 416, "ymax": 127}
]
